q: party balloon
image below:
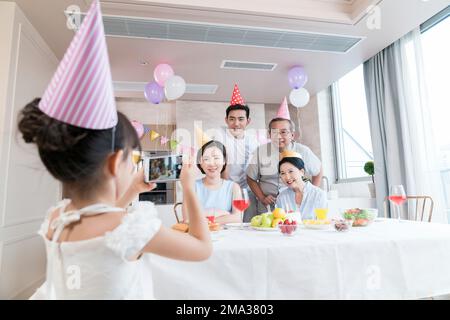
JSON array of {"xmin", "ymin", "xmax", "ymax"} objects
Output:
[
  {"xmin": 289, "ymin": 88, "xmax": 310, "ymax": 108},
  {"xmin": 154, "ymin": 63, "xmax": 174, "ymax": 87},
  {"xmin": 144, "ymin": 82, "xmax": 164, "ymax": 104},
  {"xmin": 164, "ymin": 75, "xmax": 186, "ymax": 101},
  {"xmin": 288, "ymin": 66, "xmax": 308, "ymax": 89},
  {"xmin": 131, "ymin": 120, "xmax": 144, "ymax": 138}
]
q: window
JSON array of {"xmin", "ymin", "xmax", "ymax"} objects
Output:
[
  {"xmin": 420, "ymin": 9, "xmax": 450, "ymax": 220},
  {"xmin": 332, "ymin": 64, "xmax": 374, "ymax": 181}
]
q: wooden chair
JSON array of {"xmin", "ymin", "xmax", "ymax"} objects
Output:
[
  {"xmin": 173, "ymin": 202, "xmax": 183, "ymax": 223},
  {"xmin": 384, "ymin": 196, "xmax": 434, "ymax": 222}
]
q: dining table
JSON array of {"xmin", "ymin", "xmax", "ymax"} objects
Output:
[{"xmin": 149, "ymin": 219, "xmax": 450, "ymax": 299}]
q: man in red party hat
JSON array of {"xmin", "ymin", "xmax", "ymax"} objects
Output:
[{"xmin": 215, "ymin": 84, "xmax": 259, "ymax": 221}]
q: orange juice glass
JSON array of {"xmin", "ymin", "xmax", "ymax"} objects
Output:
[{"xmin": 314, "ymin": 208, "xmax": 329, "ymax": 220}]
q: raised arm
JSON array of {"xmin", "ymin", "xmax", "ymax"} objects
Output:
[{"xmin": 142, "ymin": 160, "xmax": 212, "ymax": 261}]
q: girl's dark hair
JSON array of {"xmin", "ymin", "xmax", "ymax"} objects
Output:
[
  {"xmin": 196, "ymin": 140, "xmax": 227, "ymax": 174},
  {"xmin": 278, "ymin": 157, "xmax": 305, "ymax": 173},
  {"xmin": 18, "ymin": 98, "xmax": 140, "ymax": 195}
]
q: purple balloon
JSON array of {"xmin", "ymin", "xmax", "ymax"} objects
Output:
[
  {"xmin": 144, "ymin": 82, "xmax": 164, "ymax": 104},
  {"xmin": 288, "ymin": 66, "xmax": 308, "ymax": 89}
]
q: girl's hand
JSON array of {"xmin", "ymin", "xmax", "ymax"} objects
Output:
[
  {"xmin": 117, "ymin": 168, "xmax": 156, "ymax": 209},
  {"xmin": 180, "ymin": 156, "xmax": 196, "ymax": 190},
  {"xmin": 132, "ymin": 167, "xmax": 157, "ymax": 194}
]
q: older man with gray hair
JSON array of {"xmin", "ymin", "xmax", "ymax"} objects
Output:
[{"xmin": 246, "ymin": 117, "xmax": 323, "ymax": 215}]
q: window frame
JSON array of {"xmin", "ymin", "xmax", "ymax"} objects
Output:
[
  {"xmin": 420, "ymin": 6, "xmax": 449, "ymax": 34},
  {"xmin": 419, "ymin": 8, "xmax": 450, "ymax": 221},
  {"xmin": 331, "ymin": 70, "xmax": 373, "ymax": 184}
]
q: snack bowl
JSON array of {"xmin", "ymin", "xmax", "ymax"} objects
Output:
[
  {"xmin": 332, "ymin": 219, "xmax": 353, "ymax": 232},
  {"xmin": 342, "ymin": 208, "xmax": 378, "ymax": 227},
  {"xmin": 278, "ymin": 223, "xmax": 298, "ymax": 236}
]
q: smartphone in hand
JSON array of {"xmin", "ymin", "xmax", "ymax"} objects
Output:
[{"xmin": 143, "ymin": 155, "xmax": 183, "ymax": 183}]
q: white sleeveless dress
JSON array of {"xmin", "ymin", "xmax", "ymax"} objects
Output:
[{"xmin": 30, "ymin": 199, "xmax": 161, "ymax": 300}]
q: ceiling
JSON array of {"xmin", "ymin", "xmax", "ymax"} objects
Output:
[{"xmin": 8, "ymin": 0, "xmax": 450, "ymax": 103}]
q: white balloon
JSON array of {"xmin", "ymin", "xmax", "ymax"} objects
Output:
[
  {"xmin": 164, "ymin": 75, "xmax": 186, "ymax": 101},
  {"xmin": 289, "ymin": 88, "xmax": 310, "ymax": 108}
]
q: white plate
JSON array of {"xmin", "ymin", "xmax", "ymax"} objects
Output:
[
  {"xmin": 303, "ymin": 224, "xmax": 331, "ymax": 230},
  {"xmin": 251, "ymin": 226, "xmax": 279, "ymax": 232},
  {"xmin": 223, "ymin": 223, "xmax": 250, "ymax": 229}
]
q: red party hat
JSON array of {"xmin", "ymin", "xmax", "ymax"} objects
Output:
[{"xmin": 229, "ymin": 84, "xmax": 245, "ymax": 106}]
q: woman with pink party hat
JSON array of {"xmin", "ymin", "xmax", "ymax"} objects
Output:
[{"xmin": 21, "ymin": 1, "xmax": 211, "ymax": 299}]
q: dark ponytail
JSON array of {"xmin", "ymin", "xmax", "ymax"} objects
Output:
[{"xmin": 18, "ymin": 98, "xmax": 140, "ymax": 193}]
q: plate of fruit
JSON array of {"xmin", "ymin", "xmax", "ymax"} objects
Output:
[
  {"xmin": 342, "ymin": 208, "xmax": 378, "ymax": 227},
  {"xmin": 250, "ymin": 208, "xmax": 298, "ymax": 231},
  {"xmin": 302, "ymin": 219, "xmax": 332, "ymax": 230}
]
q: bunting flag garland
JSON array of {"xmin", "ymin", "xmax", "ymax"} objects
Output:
[
  {"xmin": 169, "ymin": 139, "xmax": 179, "ymax": 150},
  {"xmin": 160, "ymin": 136, "xmax": 169, "ymax": 145},
  {"xmin": 150, "ymin": 130, "xmax": 160, "ymax": 141}
]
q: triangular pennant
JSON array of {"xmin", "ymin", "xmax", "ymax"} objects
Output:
[
  {"xmin": 150, "ymin": 130, "xmax": 160, "ymax": 141},
  {"xmin": 169, "ymin": 139, "xmax": 179, "ymax": 150},
  {"xmin": 143, "ymin": 125, "xmax": 151, "ymax": 135},
  {"xmin": 194, "ymin": 125, "xmax": 212, "ymax": 148},
  {"xmin": 160, "ymin": 136, "xmax": 169, "ymax": 145}
]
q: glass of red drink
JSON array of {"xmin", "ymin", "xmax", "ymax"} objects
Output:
[
  {"xmin": 389, "ymin": 185, "xmax": 406, "ymax": 222},
  {"xmin": 232, "ymin": 188, "xmax": 250, "ymax": 229}
]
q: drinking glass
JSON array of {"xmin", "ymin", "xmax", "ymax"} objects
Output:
[
  {"xmin": 232, "ymin": 188, "xmax": 250, "ymax": 229},
  {"xmin": 389, "ymin": 185, "xmax": 406, "ymax": 222}
]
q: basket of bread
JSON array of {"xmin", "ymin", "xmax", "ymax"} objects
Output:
[
  {"xmin": 171, "ymin": 202, "xmax": 221, "ymax": 232},
  {"xmin": 172, "ymin": 220, "xmax": 221, "ymax": 233}
]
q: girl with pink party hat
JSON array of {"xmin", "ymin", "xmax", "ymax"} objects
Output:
[{"xmin": 19, "ymin": 1, "xmax": 211, "ymax": 299}]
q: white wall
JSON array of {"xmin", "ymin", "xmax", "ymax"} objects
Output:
[
  {"xmin": 116, "ymin": 98, "xmax": 176, "ymax": 125},
  {"xmin": 0, "ymin": 2, "xmax": 60, "ymax": 300}
]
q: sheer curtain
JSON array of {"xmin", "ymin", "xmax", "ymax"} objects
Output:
[{"xmin": 364, "ymin": 28, "xmax": 447, "ymax": 223}]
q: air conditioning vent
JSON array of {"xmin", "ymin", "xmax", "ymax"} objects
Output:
[
  {"xmin": 221, "ymin": 60, "xmax": 277, "ymax": 71},
  {"xmin": 185, "ymin": 84, "xmax": 218, "ymax": 94},
  {"xmin": 78, "ymin": 14, "xmax": 364, "ymax": 53}
]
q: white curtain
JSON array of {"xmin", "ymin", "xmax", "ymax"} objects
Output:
[{"xmin": 364, "ymin": 28, "xmax": 447, "ymax": 223}]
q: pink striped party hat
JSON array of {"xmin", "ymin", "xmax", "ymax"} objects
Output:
[
  {"xmin": 39, "ymin": 0, "xmax": 117, "ymax": 129},
  {"xmin": 276, "ymin": 97, "xmax": 290, "ymax": 120}
]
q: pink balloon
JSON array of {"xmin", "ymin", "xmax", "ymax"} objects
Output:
[
  {"xmin": 131, "ymin": 120, "xmax": 144, "ymax": 139},
  {"xmin": 154, "ymin": 64, "xmax": 174, "ymax": 87}
]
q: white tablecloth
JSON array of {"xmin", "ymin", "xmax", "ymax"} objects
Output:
[{"xmin": 150, "ymin": 219, "xmax": 450, "ymax": 300}]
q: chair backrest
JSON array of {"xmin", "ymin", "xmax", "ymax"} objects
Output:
[
  {"xmin": 384, "ymin": 196, "xmax": 434, "ymax": 222},
  {"xmin": 173, "ymin": 202, "xmax": 183, "ymax": 223}
]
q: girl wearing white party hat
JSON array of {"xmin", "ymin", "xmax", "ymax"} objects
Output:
[{"xmin": 20, "ymin": 1, "xmax": 211, "ymax": 299}]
